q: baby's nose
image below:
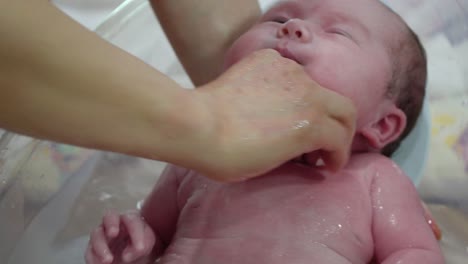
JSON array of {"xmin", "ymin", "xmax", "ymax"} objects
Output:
[{"xmin": 277, "ymin": 19, "xmax": 311, "ymax": 42}]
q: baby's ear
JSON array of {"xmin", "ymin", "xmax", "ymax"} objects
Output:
[{"xmin": 360, "ymin": 107, "xmax": 406, "ymax": 151}]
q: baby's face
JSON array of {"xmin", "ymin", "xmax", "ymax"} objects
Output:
[{"xmin": 224, "ymin": 0, "xmax": 403, "ymax": 129}]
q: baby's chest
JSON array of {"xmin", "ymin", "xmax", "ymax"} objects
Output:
[
  {"xmin": 179, "ymin": 169, "xmax": 373, "ymax": 242},
  {"xmin": 174, "ymin": 170, "xmax": 375, "ymax": 262}
]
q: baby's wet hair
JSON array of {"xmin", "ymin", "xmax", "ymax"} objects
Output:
[{"xmin": 382, "ymin": 11, "xmax": 427, "ymax": 157}]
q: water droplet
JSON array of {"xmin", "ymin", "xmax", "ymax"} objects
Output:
[
  {"xmin": 462, "ymin": 99, "xmax": 468, "ymax": 106},
  {"xmin": 389, "ymin": 214, "xmax": 397, "ymax": 226},
  {"xmin": 240, "ymin": 136, "xmax": 254, "ymax": 141},
  {"xmin": 293, "ymin": 120, "xmax": 310, "ymax": 130},
  {"xmin": 338, "ymin": 224, "xmax": 342, "ymax": 229},
  {"xmin": 376, "ymin": 187, "xmax": 382, "ymax": 195},
  {"xmin": 136, "ymin": 199, "xmax": 145, "ymax": 210},
  {"xmin": 391, "ymin": 163, "xmax": 404, "ymax": 175},
  {"xmin": 99, "ymin": 192, "xmax": 112, "ymax": 201}
]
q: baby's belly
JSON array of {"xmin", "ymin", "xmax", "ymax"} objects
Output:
[
  {"xmin": 159, "ymin": 236, "xmax": 358, "ymax": 264},
  {"xmin": 170, "ymin": 163, "xmax": 374, "ymax": 264}
]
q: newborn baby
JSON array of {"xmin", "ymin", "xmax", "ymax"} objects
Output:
[{"xmin": 86, "ymin": 0, "xmax": 443, "ymax": 263}]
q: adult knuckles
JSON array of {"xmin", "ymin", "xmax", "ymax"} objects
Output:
[
  {"xmin": 322, "ymin": 91, "xmax": 356, "ymax": 130},
  {"xmin": 338, "ymin": 97, "xmax": 357, "ymax": 129},
  {"xmin": 296, "ymin": 113, "xmax": 324, "ymax": 149}
]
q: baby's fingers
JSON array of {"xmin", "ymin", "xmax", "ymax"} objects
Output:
[
  {"xmin": 120, "ymin": 212, "xmax": 149, "ymax": 262},
  {"xmin": 103, "ymin": 211, "xmax": 120, "ymax": 238},
  {"xmin": 89, "ymin": 226, "xmax": 114, "ymax": 264},
  {"xmin": 85, "ymin": 243, "xmax": 109, "ymax": 264},
  {"xmin": 119, "ymin": 214, "xmax": 156, "ymax": 263},
  {"xmin": 85, "ymin": 244, "xmax": 98, "ymax": 264}
]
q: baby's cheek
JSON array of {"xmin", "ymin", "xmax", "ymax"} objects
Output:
[
  {"xmin": 303, "ymin": 62, "xmax": 348, "ymax": 96},
  {"xmin": 223, "ymin": 45, "xmax": 242, "ymax": 70},
  {"xmin": 223, "ymin": 33, "xmax": 266, "ymax": 70},
  {"xmin": 304, "ymin": 63, "xmax": 370, "ymax": 125}
]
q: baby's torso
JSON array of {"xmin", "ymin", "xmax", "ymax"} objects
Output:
[{"xmin": 159, "ymin": 157, "xmax": 383, "ymax": 264}]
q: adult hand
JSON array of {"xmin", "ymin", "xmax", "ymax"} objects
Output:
[{"xmin": 193, "ymin": 49, "xmax": 357, "ymax": 181}]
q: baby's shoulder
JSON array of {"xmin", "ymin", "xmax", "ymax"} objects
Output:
[
  {"xmin": 348, "ymin": 153, "xmax": 399, "ymax": 170},
  {"xmin": 349, "ymin": 153, "xmax": 414, "ymax": 191},
  {"xmin": 348, "ymin": 153, "xmax": 407, "ymax": 180}
]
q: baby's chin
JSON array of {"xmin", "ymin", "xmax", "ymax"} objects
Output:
[
  {"xmin": 221, "ymin": 54, "xmax": 239, "ymax": 73},
  {"xmin": 221, "ymin": 60, "xmax": 233, "ymax": 73},
  {"xmin": 221, "ymin": 45, "xmax": 253, "ymax": 72}
]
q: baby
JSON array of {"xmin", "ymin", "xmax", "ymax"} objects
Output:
[{"xmin": 85, "ymin": 0, "xmax": 443, "ymax": 263}]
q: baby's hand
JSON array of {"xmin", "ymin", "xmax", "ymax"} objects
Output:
[{"xmin": 85, "ymin": 210, "xmax": 155, "ymax": 264}]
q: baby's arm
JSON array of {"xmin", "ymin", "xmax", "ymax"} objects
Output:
[
  {"xmin": 85, "ymin": 165, "xmax": 184, "ymax": 264},
  {"xmin": 139, "ymin": 165, "xmax": 185, "ymax": 251},
  {"xmin": 370, "ymin": 159, "xmax": 444, "ymax": 264}
]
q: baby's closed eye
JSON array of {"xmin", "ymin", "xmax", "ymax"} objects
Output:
[
  {"xmin": 326, "ymin": 27, "xmax": 359, "ymax": 45},
  {"xmin": 269, "ymin": 16, "xmax": 290, "ymax": 24},
  {"xmin": 327, "ymin": 28, "xmax": 352, "ymax": 39}
]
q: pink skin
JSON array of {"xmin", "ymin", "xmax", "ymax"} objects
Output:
[
  {"xmin": 85, "ymin": 211, "xmax": 156, "ymax": 264},
  {"xmin": 87, "ymin": 156, "xmax": 443, "ymax": 264},
  {"xmin": 86, "ymin": 0, "xmax": 443, "ymax": 263},
  {"xmin": 224, "ymin": 0, "xmax": 407, "ymax": 152}
]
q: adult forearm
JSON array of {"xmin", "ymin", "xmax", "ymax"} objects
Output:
[
  {"xmin": 150, "ymin": 0, "xmax": 261, "ymax": 86},
  {"xmin": 0, "ymin": 0, "xmax": 208, "ymax": 164}
]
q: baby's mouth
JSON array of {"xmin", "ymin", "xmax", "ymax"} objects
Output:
[{"xmin": 274, "ymin": 44, "xmax": 301, "ymax": 65}]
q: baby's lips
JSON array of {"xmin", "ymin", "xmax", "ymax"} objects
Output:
[{"xmin": 274, "ymin": 44, "xmax": 301, "ymax": 65}]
